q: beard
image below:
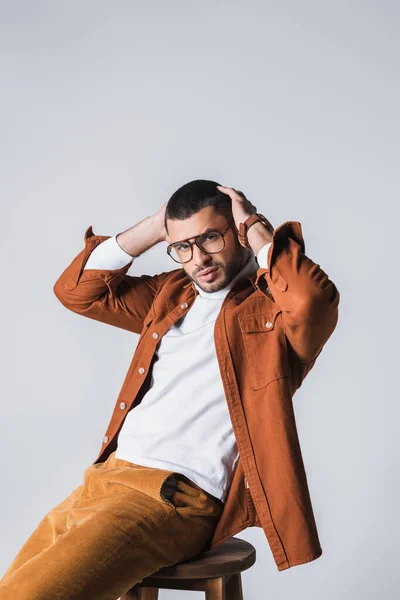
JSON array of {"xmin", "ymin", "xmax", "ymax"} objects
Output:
[{"xmin": 189, "ymin": 241, "xmax": 250, "ymax": 293}]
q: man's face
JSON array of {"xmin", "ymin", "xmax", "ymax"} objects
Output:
[{"xmin": 166, "ymin": 206, "xmax": 250, "ymax": 293}]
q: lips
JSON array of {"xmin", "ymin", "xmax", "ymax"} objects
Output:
[{"xmin": 198, "ymin": 267, "xmax": 217, "ymax": 276}]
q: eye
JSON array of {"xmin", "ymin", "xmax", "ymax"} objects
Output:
[
  {"xmin": 200, "ymin": 232, "xmax": 219, "ymax": 243},
  {"xmin": 175, "ymin": 243, "xmax": 190, "ymax": 251}
]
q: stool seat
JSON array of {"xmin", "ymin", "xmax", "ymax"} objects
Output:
[
  {"xmin": 151, "ymin": 537, "xmax": 256, "ymax": 579},
  {"xmin": 121, "ymin": 537, "xmax": 256, "ymax": 600}
]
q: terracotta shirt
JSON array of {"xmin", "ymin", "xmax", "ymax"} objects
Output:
[{"xmin": 53, "ymin": 221, "xmax": 340, "ymax": 571}]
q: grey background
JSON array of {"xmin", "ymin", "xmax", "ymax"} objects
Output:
[{"xmin": 1, "ymin": 1, "xmax": 398, "ymax": 598}]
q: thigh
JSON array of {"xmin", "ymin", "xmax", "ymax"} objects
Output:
[
  {"xmin": 0, "ymin": 463, "xmax": 223, "ymax": 600},
  {"xmin": 0, "ymin": 452, "xmax": 123, "ymax": 582}
]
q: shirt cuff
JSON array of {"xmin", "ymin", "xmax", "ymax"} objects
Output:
[
  {"xmin": 256, "ymin": 242, "xmax": 272, "ymax": 268},
  {"xmin": 84, "ymin": 235, "xmax": 135, "ymax": 270}
]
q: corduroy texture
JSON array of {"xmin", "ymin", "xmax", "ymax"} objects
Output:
[{"xmin": 0, "ymin": 451, "xmax": 224, "ymax": 599}]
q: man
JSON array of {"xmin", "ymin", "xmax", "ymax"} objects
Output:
[{"xmin": 0, "ymin": 179, "xmax": 339, "ymax": 598}]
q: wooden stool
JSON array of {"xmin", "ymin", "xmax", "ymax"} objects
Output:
[{"xmin": 121, "ymin": 537, "xmax": 256, "ymax": 600}]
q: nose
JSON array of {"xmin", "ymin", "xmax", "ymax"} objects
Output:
[{"xmin": 192, "ymin": 244, "xmax": 213, "ymax": 267}]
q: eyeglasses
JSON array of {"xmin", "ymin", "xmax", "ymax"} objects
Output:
[{"xmin": 167, "ymin": 223, "xmax": 232, "ymax": 264}]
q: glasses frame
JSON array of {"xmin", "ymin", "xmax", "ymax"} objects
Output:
[{"xmin": 166, "ymin": 222, "xmax": 233, "ymax": 264}]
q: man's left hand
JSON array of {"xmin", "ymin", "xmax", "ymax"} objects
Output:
[
  {"xmin": 216, "ymin": 184, "xmax": 273, "ymax": 252},
  {"xmin": 216, "ymin": 185, "xmax": 257, "ymax": 231}
]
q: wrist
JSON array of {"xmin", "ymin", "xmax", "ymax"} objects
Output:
[
  {"xmin": 238, "ymin": 213, "xmax": 274, "ymax": 250},
  {"xmin": 150, "ymin": 214, "xmax": 166, "ymax": 243},
  {"xmin": 247, "ymin": 221, "xmax": 273, "ymax": 256}
]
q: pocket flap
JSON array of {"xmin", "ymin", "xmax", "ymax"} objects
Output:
[{"xmin": 239, "ymin": 309, "xmax": 281, "ymax": 333}]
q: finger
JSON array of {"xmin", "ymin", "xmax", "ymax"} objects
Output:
[{"xmin": 217, "ymin": 186, "xmax": 242, "ymax": 200}]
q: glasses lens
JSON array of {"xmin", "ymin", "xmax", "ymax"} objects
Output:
[
  {"xmin": 198, "ymin": 231, "xmax": 224, "ymax": 253},
  {"xmin": 169, "ymin": 242, "xmax": 192, "ymax": 263},
  {"xmin": 169, "ymin": 231, "xmax": 224, "ymax": 263}
]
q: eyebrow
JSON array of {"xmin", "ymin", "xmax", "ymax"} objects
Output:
[{"xmin": 172, "ymin": 227, "xmax": 218, "ymax": 245}]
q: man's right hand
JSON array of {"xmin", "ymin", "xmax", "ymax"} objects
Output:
[{"xmin": 153, "ymin": 202, "xmax": 169, "ymax": 243}]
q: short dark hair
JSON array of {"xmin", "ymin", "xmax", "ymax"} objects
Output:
[{"xmin": 164, "ymin": 179, "xmax": 234, "ymax": 235}]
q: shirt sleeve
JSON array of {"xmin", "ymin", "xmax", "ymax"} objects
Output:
[
  {"xmin": 83, "ymin": 234, "xmax": 136, "ymax": 270},
  {"xmin": 256, "ymin": 242, "xmax": 272, "ymax": 268}
]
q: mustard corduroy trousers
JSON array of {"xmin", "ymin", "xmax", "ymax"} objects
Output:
[{"xmin": 0, "ymin": 450, "xmax": 224, "ymax": 600}]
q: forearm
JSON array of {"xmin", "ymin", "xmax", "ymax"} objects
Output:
[
  {"xmin": 84, "ymin": 214, "xmax": 165, "ymax": 271},
  {"xmin": 115, "ymin": 214, "xmax": 164, "ymax": 258}
]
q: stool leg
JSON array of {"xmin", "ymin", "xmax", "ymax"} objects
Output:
[
  {"xmin": 120, "ymin": 582, "xmax": 141, "ymax": 599},
  {"xmin": 225, "ymin": 573, "xmax": 243, "ymax": 600},
  {"xmin": 205, "ymin": 576, "xmax": 225, "ymax": 600},
  {"xmin": 121, "ymin": 584, "xmax": 159, "ymax": 600},
  {"xmin": 141, "ymin": 587, "xmax": 159, "ymax": 600}
]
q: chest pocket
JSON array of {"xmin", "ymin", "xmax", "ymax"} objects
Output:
[{"xmin": 238, "ymin": 309, "xmax": 290, "ymax": 390}]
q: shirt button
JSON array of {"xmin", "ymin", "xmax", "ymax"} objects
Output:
[
  {"xmin": 119, "ymin": 402, "xmax": 127, "ymax": 409},
  {"xmin": 103, "ymin": 435, "xmax": 109, "ymax": 443},
  {"xmin": 138, "ymin": 367, "xmax": 146, "ymax": 374},
  {"xmin": 152, "ymin": 332, "xmax": 159, "ymax": 339},
  {"xmin": 265, "ymin": 321, "xmax": 273, "ymax": 328},
  {"xmin": 180, "ymin": 302, "xmax": 188, "ymax": 309}
]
